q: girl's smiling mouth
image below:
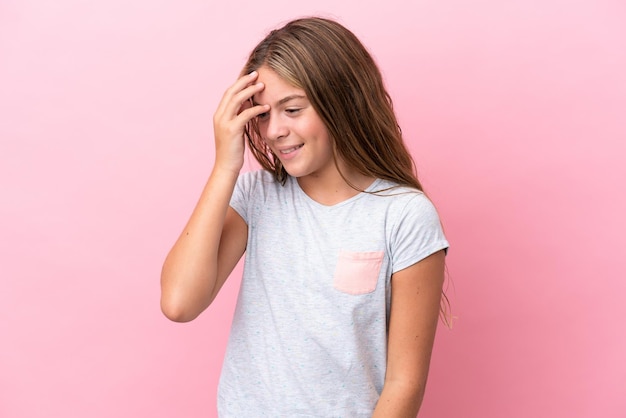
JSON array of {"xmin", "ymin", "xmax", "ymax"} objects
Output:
[{"xmin": 278, "ymin": 144, "xmax": 304, "ymax": 156}]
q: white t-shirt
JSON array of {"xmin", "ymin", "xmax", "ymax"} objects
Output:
[{"xmin": 218, "ymin": 170, "xmax": 449, "ymax": 417}]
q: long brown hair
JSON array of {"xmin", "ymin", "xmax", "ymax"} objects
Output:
[{"xmin": 241, "ymin": 17, "xmax": 423, "ymax": 191}]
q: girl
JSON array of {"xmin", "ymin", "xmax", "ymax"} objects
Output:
[{"xmin": 161, "ymin": 17, "xmax": 449, "ymax": 417}]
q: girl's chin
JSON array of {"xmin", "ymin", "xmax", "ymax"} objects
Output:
[{"xmin": 281, "ymin": 164, "xmax": 312, "ymax": 179}]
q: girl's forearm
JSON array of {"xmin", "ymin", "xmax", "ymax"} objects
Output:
[
  {"xmin": 373, "ymin": 381, "xmax": 425, "ymax": 418},
  {"xmin": 160, "ymin": 167, "xmax": 239, "ymax": 322}
]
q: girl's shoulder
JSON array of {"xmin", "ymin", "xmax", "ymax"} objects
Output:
[
  {"xmin": 369, "ymin": 179, "xmax": 426, "ymax": 200},
  {"xmin": 368, "ymin": 179, "xmax": 441, "ymax": 220},
  {"xmin": 238, "ymin": 168, "xmax": 275, "ymax": 184},
  {"xmin": 234, "ymin": 169, "xmax": 300, "ymax": 206},
  {"xmin": 236, "ymin": 169, "xmax": 280, "ymax": 193}
]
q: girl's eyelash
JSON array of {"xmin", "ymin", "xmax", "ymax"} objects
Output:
[{"xmin": 257, "ymin": 108, "xmax": 301, "ymax": 120}]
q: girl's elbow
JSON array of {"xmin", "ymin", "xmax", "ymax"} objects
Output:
[
  {"xmin": 160, "ymin": 294, "xmax": 200, "ymax": 323},
  {"xmin": 160, "ymin": 267, "xmax": 215, "ymax": 322}
]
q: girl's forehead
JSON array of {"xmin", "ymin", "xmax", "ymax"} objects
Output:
[{"xmin": 255, "ymin": 67, "xmax": 307, "ymax": 104}]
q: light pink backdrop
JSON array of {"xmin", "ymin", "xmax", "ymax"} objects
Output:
[{"xmin": 1, "ymin": 0, "xmax": 625, "ymax": 417}]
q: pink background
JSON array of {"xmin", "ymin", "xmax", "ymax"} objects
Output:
[{"xmin": 1, "ymin": 0, "xmax": 625, "ymax": 417}]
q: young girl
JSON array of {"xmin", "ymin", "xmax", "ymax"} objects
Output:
[{"xmin": 161, "ymin": 17, "xmax": 449, "ymax": 417}]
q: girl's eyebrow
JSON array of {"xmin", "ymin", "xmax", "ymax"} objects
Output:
[
  {"xmin": 252, "ymin": 94, "xmax": 306, "ymax": 107},
  {"xmin": 276, "ymin": 94, "xmax": 306, "ymax": 106}
]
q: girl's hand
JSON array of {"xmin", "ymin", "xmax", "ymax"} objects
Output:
[{"xmin": 212, "ymin": 71, "xmax": 269, "ymax": 174}]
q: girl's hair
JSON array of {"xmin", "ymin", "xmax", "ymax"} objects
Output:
[{"xmin": 241, "ymin": 17, "xmax": 423, "ymax": 191}]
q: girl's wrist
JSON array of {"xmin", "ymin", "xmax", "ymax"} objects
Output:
[{"xmin": 210, "ymin": 164, "xmax": 241, "ymax": 184}]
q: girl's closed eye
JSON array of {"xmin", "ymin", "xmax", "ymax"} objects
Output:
[{"xmin": 286, "ymin": 108, "xmax": 302, "ymax": 115}]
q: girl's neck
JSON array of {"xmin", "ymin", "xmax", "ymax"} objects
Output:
[{"xmin": 296, "ymin": 164, "xmax": 375, "ymax": 206}]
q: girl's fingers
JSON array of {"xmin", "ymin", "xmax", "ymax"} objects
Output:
[
  {"xmin": 213, "ymin": 71, "xmax": 268, "ymax": 152},
  {"xmin": 235, "ymin": 103, "xmax": 270, "ymax": 126},
  {"xmin": 215, "ymin": 83, "xmax": 266, "ymax": 136},
  {"xmin": 216, "ymin": 71, "xmax": 260, "ymax": 116},
  {"xmin": 228, "ymin": 82, "xmax": 265, "ymax": 118}
]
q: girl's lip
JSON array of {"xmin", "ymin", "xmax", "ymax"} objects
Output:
[
  {"xmin": 278, "ymin": 144, "xmax": 303, "ymax": 153},
  {"xmin": 277, "ymin": 144, "xmax": 303, "ymax": 159}
]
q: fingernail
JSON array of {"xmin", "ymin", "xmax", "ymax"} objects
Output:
[{"xmin": 249, "ymin": 70, "xmax": 257, "ymax": 76}]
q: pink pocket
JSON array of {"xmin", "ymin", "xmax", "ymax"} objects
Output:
[{"xmin": 333, "ymin": 250, "xmax": 385, "ymax": 295}]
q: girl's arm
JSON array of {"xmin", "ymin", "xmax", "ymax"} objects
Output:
[
  {"xmin": 373, "ymin": 250, "xmax": 446, "ymax": 417},
  {"xmin": 160, "ymin": 71, "xmax": 269, "ymax": 322}
]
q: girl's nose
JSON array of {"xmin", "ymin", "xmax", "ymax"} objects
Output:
[{"xmin": 264, "ymin": 114, "xmax": 288, "ymax": 142}]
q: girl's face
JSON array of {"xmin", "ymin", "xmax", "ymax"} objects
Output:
[{"xmin": 253, "ymin": 66, "xmax": 336, "ymax": 183}]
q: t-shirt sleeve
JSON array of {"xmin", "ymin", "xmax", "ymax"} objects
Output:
[
  {"xmin": 390, "ymin": 193, "xmax": 449, "ymax": 274},
  {"xmin": 229, "ymin": 171, "xmax": 254, "ymax": 224}
]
